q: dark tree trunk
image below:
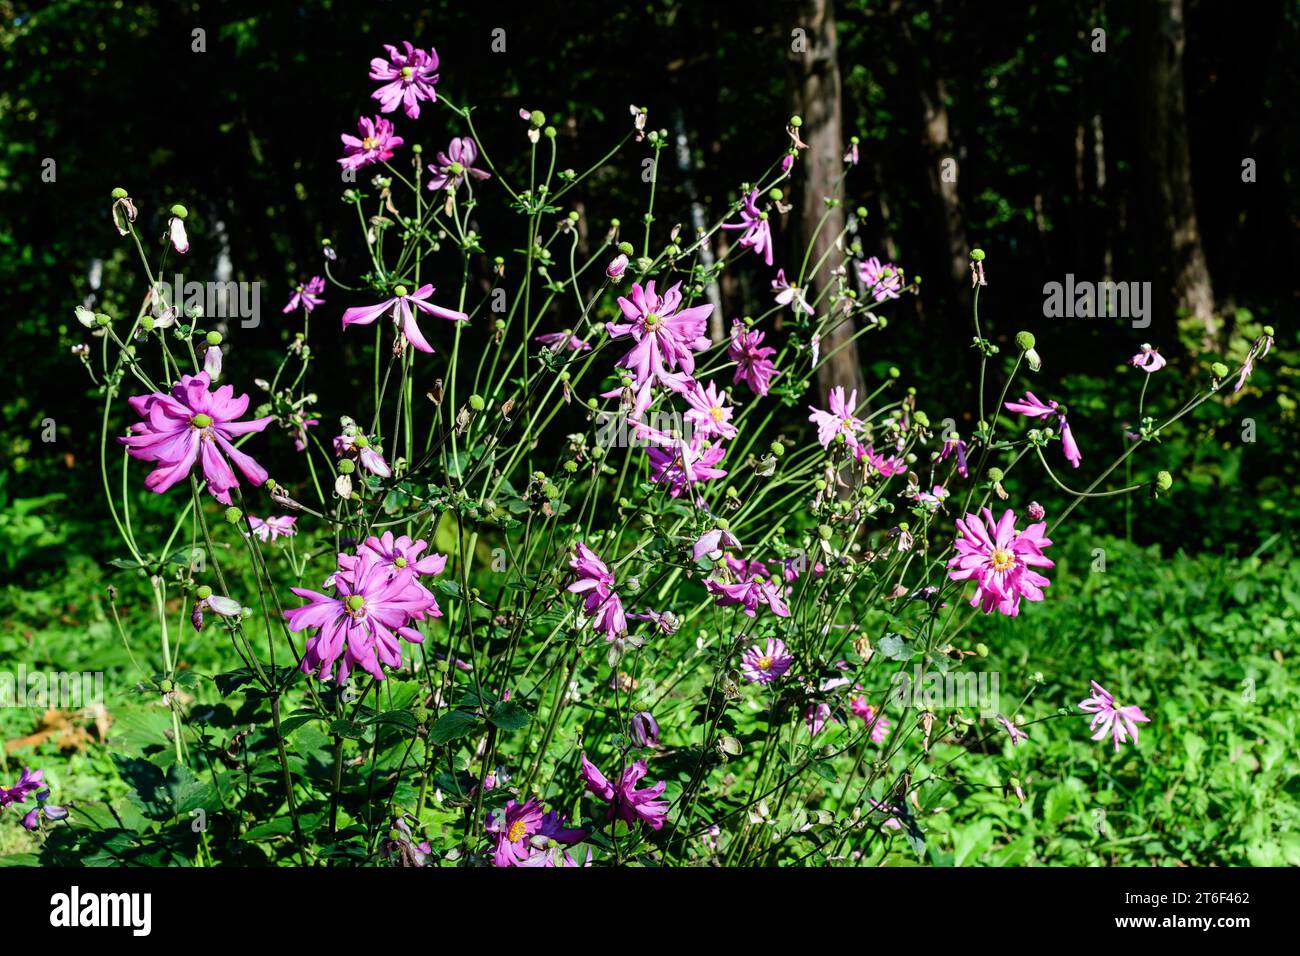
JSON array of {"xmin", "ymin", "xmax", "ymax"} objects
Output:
[
  {"xmin": 791, "ymin": 0, "xmax": 863, "ymax": 400},
  {"xmin": 1136, "ymin": 0, "xmax": 1216, "ymax": 343}
]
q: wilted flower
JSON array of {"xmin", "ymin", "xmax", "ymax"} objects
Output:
[
  {"xmin": 283, "ymin": 276, "xmax": 326, "ymax": 314},
  {"xmin": 334, "ymin": 428, "xmax": 391, "ymax": 477},
  {"xmin": 1004, "ymin": 391, "xmax": 1082, "ymax": 468},
  {"xmin": 996, "ymin": 714, "xmax": 1029, "ymax": 746},
  {"xmin": 740, "ymin": 637, "xmax": 794, "ymax": 683},
  {"xmin": 1129, "ymin": 343, "xmax": 1166, "ymax": 373},
  {"xmin": 771, "ymin": 268, "xmax": 813, "ymax": 316},
  {"xmin": 341, "ymin": 283, "xmax": 468, "ymax": 354},
  {"xmin": 369, "ymin": 41, "xmax": 439, "ymax": 119},
  {"xmin": 247, "ymin": 515, "xmax": 298, "ymax": 542},
  {"xmin": 534, "ymin": 331, "xmax": 591, "ymax": 352},
  {"xmin": 168, "ymin": 215, "xmax": 189, "ymax": 255},
  {"xmin": 692, "ymin": 525, "xmax": 741, "ymax": 562},
  {"xmin": 940, "ymin": 435, "xmax": 969, "ymax": 478},
  {"xmin": 947, "ymin": 507, "xmax": 1054, "ymax": 617},
  {"xmin": 121, "ymin": 372, "xmax": 271, "ymax": 504}
]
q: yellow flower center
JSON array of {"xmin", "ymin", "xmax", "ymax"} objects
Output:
[
  {"xmin": 362, "ymin": 136, "xmax": 380, "ymax": 150},
  {"xmin": 710, "ymin": 406, "xmax": 724, "ymax": 422},
  {"xmin": 757, "ymin": 655, "xmax": 773, "ymax": 670},
  {"xmin": 990, "ymin": 548, "xmax": 1015, "ymax": 572},
  {"xmin": 506, "ymin": 819, "xmax": 528, "ymax": 843}
]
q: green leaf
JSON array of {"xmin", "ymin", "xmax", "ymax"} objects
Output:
[
  {"xmin": 430, "ymin": 710, "xmax": 480, "ymax": 744},
  {"xmin": 489, "ymin": 700, "xmax": 530, "ymax": 732}
]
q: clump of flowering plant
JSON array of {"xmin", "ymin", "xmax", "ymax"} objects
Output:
[{"xmin": 60, "ymin": 37, "xmax": 1269, "ymax": 871}]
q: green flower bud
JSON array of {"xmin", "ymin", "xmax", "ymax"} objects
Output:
[
  {"xmin": 529, "ymin": 110, "xmax": 546, "ymax": 128},
  {"xmin": 789, "ymin": 115, "xmax": 803, "ymax": 128},
  {"xmin": 196, "ymin": 585, "xmax": 213, "ymax": 601},
  {"xmin": 970, "ymin": 248, "xmax": 985, "ymax": 262},
  {"xmin": 818, "ymin": 524, "xmax": 833, "ymax": 540},
  {"xmin": 95, "ymin": 313, "xmax": 112, "ymax": 327},
  {"xmin": 393, "ymin": 284, "xmax": 409, "ymax": 297},
  {"xmin": 587, "ymin": 397, "xmax": 599, "ymax": 410},
  {"xmin": 206, "ymin": 331, "xmax": 223, "ymax": 346},
  {"xmin": 563, "ymin": 460, "xmax": 578, "ymax": 473},
  {"xmin": 769, "ymin": 441, "xmax": 785, "ymax": 458},
  {"xmin": 469, "ymin": 394, "xmax": 486, "ymax": 411},
  {"xmin": 170, "ymin": 204, "xmax": 188, "ymax": 219},
  {"xmin": 1156, "ymin": 470, "xmax": 1173, "ymax": 492},
  {"xmin": 715, "ymin": 517, "xmax": 730, "ymax": 532},
  {"xmin": 987, "ymin": 467, "xmax": 1005, "ymax": 482},
  {"xmin": 224, "ymin": 506, "xmax": 242, "ymax": 524},
  {"xmin": 1015, "ymin": 331, "xmax": 1036, "ymax": 352},
  {"xmin": 111, "ymin": 187, "xmax": 129, "ymax": 200},
  {"xmin": 975, "ymin": 642, "xmax": 989, "ymax": 658},
  {"xmin": 1211, "ymin": 362, "xmax": 1229, "ymax": 378},
  {"xmin": 338, "ymin": 459, "xmax": 355, "ymax": 474},
  {"xmin": 1263, "ymin": 325, "xmax": 1275, "ymax": 337},
  {"xmin": 768, "ymin": 187, "xmax": 784, "ymax": 201},
  {"xmin": 544, "ymin": 126, "xmax": 557, "ymax": 139},
  {"xmin": 888, "ymin": 366, "xmax": 900, "ymax": 379},
  {"xmin": 411, "ymin": 143, "xmax": 423, "ymax": 154},
  {"xmin": 617, "ymin": 241, "xmax": 634, "ymax": 256},
  {"xmin": 140, "ymin": 316, "xmax": 156, "ymax": 332},
  {"xmin": 814, "ymin": 479, "xmax": 827, "ymax": 491},
  {"xmin": 352, "ymin": 435, "xmax": 369, "ymax": 448},
  {"xmin": 542, "ymin": 483, "xmax": 559, "ymax": 499}
]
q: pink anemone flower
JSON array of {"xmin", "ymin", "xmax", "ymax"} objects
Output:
[
  {"xmin": 369, "ymin": 42, "xmax": 439, "ymax": 119},
  {"xmin": 121, "ymin": 371, "xmax": 271, "ymax": 504},
  {"xmin": 720, "ymin": 189, "xmax": 774, "ymax": 266},
  {"xmin": 728, "ymin": 320, "xmax": 780, "ymax": 396},
  {"xmin": 580, "ymin": 755, "xmax": 670, "ymax": 831},
  {"xmin": 947, "ymin": 507, "xmax": 1054, "ymax": 617},
  {"xmin": 808, "ymin": 385, "xmax": 861, "ymax": 448},
  {"xmin": 1079, "ymin": 681, "xmax": 1151, "ymax": 752},
  {"xmin": 338, "ymin": 115, "xmax": 404, "ymax": 170},
  {"xmin": 341, "ymin": 283, "xmax": 468, "ymax": 354}
]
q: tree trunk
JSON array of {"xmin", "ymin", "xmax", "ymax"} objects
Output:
[
  {"xmin": 791, "ymin": 0, "xmax": 863, "ymax": 400},
  {"xmin": 1136, "ymin": 0, "xmax": 1215, "ymax": 342}
]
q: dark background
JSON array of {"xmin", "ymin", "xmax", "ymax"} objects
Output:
[{"xmin": 2, "ymin": 0, "xmax": 1296, "ymax": 558}]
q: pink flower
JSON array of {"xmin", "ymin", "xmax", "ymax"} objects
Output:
[
  {"xmin": 580, "ymin": 755, "xmax": 670, "ymax": 831},
  {"xmin": 283, "ymin": 276, "xmax": 326, "ymax": 314},
  {"xmin": 914, "ymin": 484, "xmax": 949, "ymax": 511},
  {"xmin": 1128, "ymin": 344, "xmax": 1166, "ymax": 373},
  {"xmin": 645, "ymin": 436, "xmax": 727, "ymax": 498},
  {"xmin": 858, "ymin": 256, "xmax": 904, "ymax": 301},
  {"xmin": 486, "ymin": 798, "xmax": 585, "ymax": 867},
  {"xmin": 247, "ymin": 515, "xmax": 297, "ymax": 542},
  {"xmin": 630, "ymin": 710, "xmax": 660, "ymax": 748},
  {"xmin": 721, "ymin": 189, "xmax": 774, "ymax": 266},
  {"xmin": 708, "ymin": 568, "xmax": 790, "ymax": 619},
  {"xmin": 1027, "ymin": 501, "xmax": 1045, "ymax": 521},
  {"xmin": 806, "ymin": 702, "xmax": 832, "ymax": 736},
  {"xmin": 996, "ymin": 714, "xmax": 1029, "ymax": 746},
  {"xmin": 940, "ymin": 436, "xmax": 969, "ymax": 478},
  {"xmin": 534, "ymin": 331, "xmax": 591, "ymax": 352},
  {"xmin": 740, "ymin": 637, "xmax": 793, "ymax": 683},
  {"xmin": 855, "ymin": 442, "xmax": 908, "ymax": 477},
  {"xmin": 334, "ymin": 429, "xmax": 391, "ymax": 477},
  {"xmin": 948, "ymin": 507, "xmax": 1054, "ymax": 616},
  {"xmin": 606, "ymin": 280, "xmax": 714, "ymax": 417},
  {"xmin": 772, "ymin": 268, "xmax": 813, "ymax": 315},
  {"xmin": 682, "ymin": 380, "xmax": 737, "ymax": 441},
  {"xmin": 728, "ymin": 320, "xmax": 780, "ymax": 396},
  {"xmin": 120, "ymin": 371, "xmax": 271, "ymax": 505},
  {"xmin": 292, "ymin": 417, "xmax": 318, "ymax": 453},
  {"xmin": 1079, "ymin": 681, "xmax": 1150, "ymax": 752},
  {"xmin": 426, "ymin": 137, "xmax": 491, "ymax": 192},
  {"xmin": 850, "ymin": 697, "xmax": 892, "ymax": 743},
  {"xmin": 284, "ymin": 549, "xmax": 436, "ymax": 682},
  {"xmin": 1004, "ymin": 391, "xmax": 1082, "ymax": 469},
  {"xmin": 349, "ymin": 531, "xmax": 448, "ymax": 615},
  {"xmin": 369, "ymin": 41, "xmax": 439, "ymax": 119},
  {"xmin": 567, "ymin": 542, "xmax": 627, "ymax": 642},
  {"xmin": 338, "ymin": 115, "xmax": 404, "ymax": 171},
  {"xmin": 808, "ymin": 385, "xmax": 861, "ymax": 448},
  {"xmin": 692, "ymin": 526, "xmax": 741, "ymax": 562},
  {"xmin": 606, "ymin": 254, "xmax": 629, "ymax": 281},
  {"xmin": 0, "ymin": 767, "xmax": 45, "ymax": 809},
  {"xmin": 341, "ymin": 283, "xmax": 468, "ymax": 354}
]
